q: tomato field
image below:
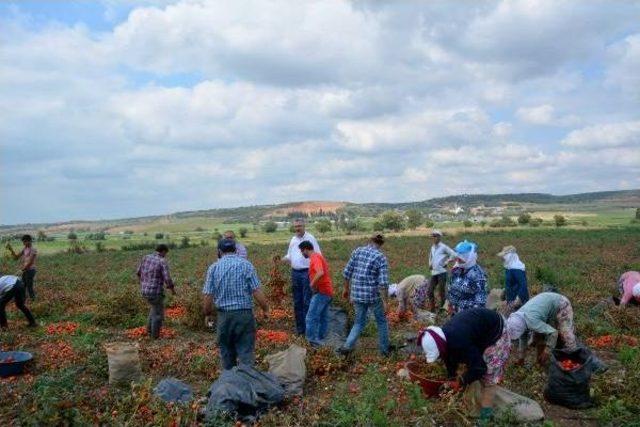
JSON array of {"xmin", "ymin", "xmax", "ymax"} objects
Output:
[{"xmin": 1, "ymin": 227, "xmax": 639, "ymax": 426}]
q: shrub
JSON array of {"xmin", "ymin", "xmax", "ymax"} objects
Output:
[
  {"xmin": 36, "ymin": 230, "xmax": 47, "ymax": 241},
  {"xmin": 463, "ymin": 220, "xmax": 473, "ymax": 228},
  {"xmin": 121, "ymin": 242, "xmax": 176, "ymax": 251},
  {"xmin": 529, "ymin": 217, "xmax": 543, "ymax": 227},
  {"xmin": 517, "ymin": 212, "xmax": 531, "ymax": 225},
  {"xmin": 263, "ymin": 221, "xmax": 278, "ymax": 233},
  {"xmin": 94, "ymin": 242, "xmax": 105, "ymax": 253},
  {"xmin": 378, "ymin": 210, "xmax": 406, "ymax": 232},
  {"xmin": 405, "ymin": 209, "xmax": 423, "ymax": 229},
  {"xmin": 155, "ymin": 233, "xmax": 164, "ymax": 240},
  {"xmin": 194, "ymin": 226, "xmax": 205, "ymax": 232},
  {"xmin": 490, "ymin": 216, "xmax": 517, "ymax": 228},
  {"xmin": 179, "ymin": 236, "xmax": 190, "ymax": 248},
  {"xmin": 424, "ymin": 219, "xmax": 435, "ymax": 228},
  {"xmin": 123, "ymin": 230, "xmax": 134, "ymax": 235},
  {"xmin": 239, "ymin": 227, "xmax": 248, "ymax": 238},
  {"xmin": 67, "ymin": 232, "xmax": 78, "ymax": 240},
  {"xmin": 554, "ymin": 214, "xmax": 567, "ymax": 227},
  {"xmin": 315, "ymin": 219, "xmax": 332, "ymax": 234},
  {"xmin": 372, "ymin": 221, "xmax": 384, "ymax": 232},
  {"xmin": 212, "ymin": 231, "xmax": 222, "ymax": 241}
]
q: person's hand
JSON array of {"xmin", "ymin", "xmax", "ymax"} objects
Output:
[
  {"xmin": 537, "ymin": 348, "xmax": 550, "ymax": 366},
  {"xmin": 272, "ymin": 254, "xmax": 281, "ymax": 263},
  {"xmin": 342, "ymin": 289, "xmax": 349, "ymax": 300},
  {"xmin": 262, "ymin": 308, "xmax": 270, "ymax": 320}
]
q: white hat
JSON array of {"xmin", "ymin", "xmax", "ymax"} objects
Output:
[
  {"xmin": 420, "ymin": 326, "xmax": 445, "ymax": 363},
  {"xmin": 633, "ymin": 283, "xmax": 640, "ymax": 299},
  {"xmin": 506, "ymin": 313, "xmax": 527, "ymax": 340},
  {"xmin": 431, "ymin": 229, "xmax": 443, "ymax": 237},
  {"xmin": 388, "ymin": 283, "xmax": 399, "ymax": 297}
]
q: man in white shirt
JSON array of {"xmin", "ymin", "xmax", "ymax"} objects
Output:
[
  {"xmin": 281, "ymin": 219, "xmax": 321, "ymax": 335},
  {"xmin": 0, "ymin": 274, "xmax": 36, "ymax": 329},
  {"xmin": 427, "ymin": 230, "xmax": 457, "ymax": 312}
]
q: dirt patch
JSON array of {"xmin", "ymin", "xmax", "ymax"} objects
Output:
[{"xmin": 266, "ymin": 201, "xmax": 347, "ymax": 217}]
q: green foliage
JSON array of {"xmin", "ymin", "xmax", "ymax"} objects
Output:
[
  {"xmin": 554, "ymin": 214, "xmax": 567, "ymax": 227},
  {"xmin": 636, "ymin": 207, "xmax": 640, "ymax": 220},
  {"xmin": 463, "ymin": 219, "xmax": 473, "ymax": 228},
  {"xmin": 490, "ymin": 216, "xmax": 517, "ymax": 228},
  {"xmin": 154, "ymin": 232, "xmax": 164, "ymax": 239},
  {"xmin": 85, "ymin": 231, "xmax": 106, "ymax": 240},
  {"xmin": 530, "ymin": 217, "xmax": 544, "ymax": 227},
  {"xmin": 239, "ymin": 227, "xmax": 248, "ymax": 238},
  {"xmin": 67, "ymin": 232, "xmax": 78, "ymax": 240},
  {"xmin": 194, "ymin": 226, "xmax": 205, "ymax": 232},
  {"xmin": 94, "ymin": 242, "xmax": 105, "ymax": 252},
  {"xmin": 378, "ymin": 210, "xmax": 406, "ymax": 232},
  {"xmin": 121, "ymin": 241, "xmax": 177, "ymax": 251},
  {"xmin": 37, "ymin": 230, "xmax": 47, "ymax": 241},
  {"xmin": 372, "ymin": 221, "xmax": 384, "ymax": 232},
  {"xmin": 123, "ymin": 230, "xmax": 134, "ymax": 235},
  {"xmin": 405, "ymin": 209, "xmax": 423, "ymax": 229},
  {"xmin": 315, "ymin": 219, "xmax": 332, "ymax": 235},
  {"xmin": 262, "ymin": 221, "xmax": 278, "ymax": 233},
  {"xmin": 517, "ymin": 212, "xmax": 531, "ymax": 224},
  {"xmin": 424, "ymin": 219, "xmax": 435, "ymax": 228},
  {"xmin": 179, "ymin": 236, "xmax": 191, "ymax": 248}
]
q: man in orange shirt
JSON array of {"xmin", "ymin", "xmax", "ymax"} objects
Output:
[{"xmin": 299, "ymin": 240, "xmax": 333, "ymax": 347}]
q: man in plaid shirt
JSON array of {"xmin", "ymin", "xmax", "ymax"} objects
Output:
[
  {"xmin": 203, "ymin": 239, "xmax": 269, "ymax": 370},
  {"xmin": 338, "ymin": 234, "xmax": 391, "ymax": 356},
  {"xmin": 136, "ymin": 244, "xmax": 176, "ymax": 339}
]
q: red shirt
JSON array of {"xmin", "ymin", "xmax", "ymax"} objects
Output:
[{"xmin": 309, "ymin": 253, "xmax": 333, "ymax": 297}]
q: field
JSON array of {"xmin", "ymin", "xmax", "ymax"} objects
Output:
[{"xmin": 1, "ymin": 227, "xmax": 640, "ymax": 426}]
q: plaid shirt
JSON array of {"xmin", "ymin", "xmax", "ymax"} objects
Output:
[
  {"xmin": 202, "ymin": 254, "xmax": 260, "ymax": 311},
  {"xmin": 448, "ymin": 265, "xmax": 488, "ymax": 312},
  {"xmin": 343, "ymin": 244, "xmax": 389, "ymax": 303},
  {"xmin": 137, "ymin": 252, "xmax": 174, "ymax": 297}
]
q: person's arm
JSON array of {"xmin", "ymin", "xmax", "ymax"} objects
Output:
[
  {"xmin": 202, "ymin": 265, "xmax": 215, "ymax": 315},
  {"xmin": 444, "ymin": 245, "xmax": 457, "ymax": 265},
  {"xmin": 310, "ymin": 267, "xmax": 324, "ymax": 290},
  {"xmin": 202, "ymin": 294, "xmax": 214, "ymax": 316},
  {"xmin": 253, "ymin": 288, "xmax": 270, "ymax": 317},
  {"xmin": 620, "ymin": 288, "xmax": 632, "ymax": 306},
  {"xmin": 396, "ymin": 288, "xmax": 407, "ymax": 314},
  {"xmin": 247, "ymin": 264, "xmax": 268, "ymax": 316},
  {"xmin": 281, "ymin": 241, "xmax": 293, "ymax": 265},
  {"xmin": 460, "ymin": 346, "xmax": 487, "ymax": 386},
  {"xmin": 161, "ymin": 260, "xmax": 176, "ymax": 295},
  {"xmin": 6, "ymin": 244, "xmax": 20, "ymax": 260},
  {"xmin": 527, "ymin": 317, "xmax": 558, "ymax": 348},
  {"xmin": 136, "ymin": 261, "xmax": 142, "ymax": 281}
]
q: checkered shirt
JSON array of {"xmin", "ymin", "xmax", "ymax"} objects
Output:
[
  {"xmin": 202, "ymin": 254, "xmax": 261, "ymax": 311},
  {"xmin": 137, "ymin": 252, "xmax": 174, "ymax": 297},
  {"xmin": 343, "ymin": 244, "xmax": 389, "ymax": 303}
]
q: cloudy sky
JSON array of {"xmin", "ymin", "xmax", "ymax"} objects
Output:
[{"xmin": 1, "ymin": 0, "xmax": 639, "ymax": 224}]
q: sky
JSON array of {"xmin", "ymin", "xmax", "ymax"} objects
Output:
[{"xmin": 1, "ymin": 0, "xmax": 639, "ymax": 225}]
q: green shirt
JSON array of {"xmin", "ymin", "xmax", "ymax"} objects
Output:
[{"xmin": 516, "ymin": 292, "xmax": 568, "ymax": 348}]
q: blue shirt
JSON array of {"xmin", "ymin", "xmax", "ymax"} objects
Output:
[
  {"xmin": 448, "ymin": 265, "xmax": 488, "ymax": 312},
  {"xmin": 202, "ymin": 254, "xmax": 261, "ymax": 311},
  {"xmin": 343, "ymin": 244, "xmax": 389, "ymax": 303}
]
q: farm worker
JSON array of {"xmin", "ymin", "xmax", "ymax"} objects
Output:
[
  {"xmin": 280, "ymin": 218, "xmax": 321, "ymax": 336},
  {"xmin": 447, "ymin": 241, "xmax": 488, "ymax": 313},
  {"xmin": 0, "ymin": 274, "xmax": 37, "ymax": 329},
  {"xmin": 203, "ymin": 239, "xmax": 269, "ymax": 370},
  {"xmin": 299, "ymin": 240, "xmax": 334, "ymax": 347},
  {"xmin": 418, "ymin": 308, "xmax": 510, "ymax": 423},
  {"xmin": 427, "ymin": 230, "xmax": 457, "ymax": 311},
  {"xmin": 616, "ymin": 271, "xmax": 640, "ymax": 308},
  {"xmin": 506, "ymin": 292, "xmax": 577, "ymax": 366},
  {"xmin": 136, "ymin": 244, "xmax": 176, "ymax": 339},
  {"xmin": 496, "ymin": 245, "xmax": 529, "ymax": 308},
  {"xmin": 220, "ymin": 230, "xmax": 248, "ymax": 259},
  {"xmin": 338, "ymin": 234, "xmax": 392, "ymax": 356},
  {"xmin": 6, "ymin": 234, "xmax": 38, "ymax": 300},
  {"xmin": 388, "ymin": 274, "xmax": 427, "ymax": 317}
]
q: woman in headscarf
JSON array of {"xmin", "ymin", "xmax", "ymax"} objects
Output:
[
  {"xmin": 418, "ymin": 308, "xmax": 511, "ymax": 423},
  {"xmin": 388, "ymin": 274, "xmax": 428, "ymax": 318},
  {"xmin": 506, "ymin": 292, "xmax": 577, "ymax": 366},
  {"xmin": 447, "ymin": 241, "xmax": 488, "ymax": 313},
  {"xmin": 616, "ymin": 271, "xmax": 640, "ymax": 308},
  {"xmin": 497, "ymin": 245, "xmax": 529, "ymax": 309}
]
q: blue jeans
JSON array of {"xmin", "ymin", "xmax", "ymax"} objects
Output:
[
  {"xmin": 291, "ymin": 269, "xmax": 312, "ymax": 335},
  {"xmin": 344, "ymin": 299, "xmax": 390, "ymax": 354},
  {"xmin": 305, "ymin": 293, "xmax": 332, "ymax": 345},
  {"xmin": 505, "ymin": 269, "xmax": 529, "ymax": 304}
]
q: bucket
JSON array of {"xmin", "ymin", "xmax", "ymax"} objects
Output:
[
  {"xmin": 0, "ymin": 351, "xmax": 33, "ymax": 378},
  {"xmin": 405, "ymin": 361, "xmax": 446, "ymax": 398}
]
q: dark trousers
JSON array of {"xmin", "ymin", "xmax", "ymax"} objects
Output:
[
  {"xmin": 504, "ymin": 269, "xmax": 529, "ymax": 304},
  {"xmin": 145, "ymin": 293, "xmax": 165, "ymax": 339},
  {"xmin": 427, "ymin": 272, "xmax": 448, "ymax": 309},
  {"xmin": 217, "ymin": 309, "xmax": 256, "ymax": 370},
  {"xmin": 0, "ymin": 280, "xmax": 36, "ymax": 328},
  {"xmin": 22, "ymin": 269, "xmax": 36, "ymax": 300},
  {"xmin": 291, "ymin": 269, "xmax": 312, "ymax": 335}
]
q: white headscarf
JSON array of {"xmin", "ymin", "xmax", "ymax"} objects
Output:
[
  {"xmin": 455, "ymin": 250, "xmax": 478, "ymax": 269},
  {"xmin": 506, "ymin": 313, "xmax": 527, "ymax": 340},
  {"xmin": 388, "ymin": 283, "xmax": 399, "ymax": 298},
  {"xmin": 632, "ymin": 283, "xmax": 640, "ymax": 299},
  {"xmin": 420, "ymin": 326, "xmax": 445, "ymax": 363}
]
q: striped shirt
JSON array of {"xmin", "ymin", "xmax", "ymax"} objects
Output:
[
  {"xmin": 203, "ymin": 254, "xmax": 261, "ymax": 311},
  {"xmin": 343, "ymin": 244, "xmax": 389, "ymax": 303}
]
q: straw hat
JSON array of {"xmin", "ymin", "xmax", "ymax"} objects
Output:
[{"xmin": 497, "ymin": 245, "xmax": 516, "ymax": 257}]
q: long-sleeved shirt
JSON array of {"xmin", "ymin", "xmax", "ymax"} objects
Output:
[
  {"xmin": 343, "ymin": 244, "xmax": 389, "ymax": 303},
  {"xmin": 18, "ymin": 246, "xmax": 37, "ymax": 270},
  {"xmin": 202, "ymin": 254, "xmax": 261, "ymax": 311},
  {"xmin": 0, "ymin": 275, "xmax": 19, "ymax": 296},
  {"xmin": 137, "ymin": 252, "xmax": 175, "ymax": 297},
  {"xmin": 448, "ymin": 265, "xmax": 488, "ymax": 312},
  {"xmin": 442, "ymin": 308, "xmax": 504, "ymax": 385},
  {"xmin": 502, "ymin": 252, "xmax": 525, "ymax": 271},
  {"xmin": 514, "ymin": 292, "xmax": 570, "ymax": 348},
  {"xmin": 284, "ymin": 232, "xmax": 321, "ymax": 270},
  {"xmin": 397, "ymin": 274, "xmax": 426, "ymax": 311},
  {"xmin": 429, "ymin": 242, "xmax": 456, "ymax": 275},
  {"xmin": 619, "ymin": 271, "xmax": 640, "ymax": 305}
]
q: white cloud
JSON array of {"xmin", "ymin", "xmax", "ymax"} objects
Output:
[
  {"xmin": 516, "ymin": 104, "xmax": 580, "ymax": 126},
  {"xmin": 561, "ymin": 121, "xmax": 640, "ymax": 149}
]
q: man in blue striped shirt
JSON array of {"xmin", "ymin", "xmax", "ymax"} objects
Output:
[
  {"xmin": 203, "ymin": 239, "xmax": 269, "ymax": 370},
  {"xmin": 339, "ymin": 234, "xmax": 391, "ymax": 356}
]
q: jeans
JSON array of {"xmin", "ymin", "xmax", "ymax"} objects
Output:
[
  {"xmin": 291, "ymin": 269, "xmax": 312, "ymax": 335},
  {"xmin": 22, "ymin": 269, "xmax": 36, "ymax": 300},
  {"xmin": 305, "ymin": 293, "xmax": 332, "ymax": 345},
  {"xmin": 504, "ymin": 269, "xmax": 529, "ymax": 304},
  {"xmin": 0, "ymin": 280, "xmax": 36, "ymax": 328},
  {"xmin": 344, "ymin": 299, "xmax": 390, "ymax": 354},
  {"xmin": 145, "ymin": 293, "xmax": 165, "ymax": 339},
  {"xmin": 217, "ymin": 309, "xmax": 256, "ymax": 370}
]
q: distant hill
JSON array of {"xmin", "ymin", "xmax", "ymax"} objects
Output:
[{"xmin": 1, "ymin": 189, "xmax": 638, "ymax": 233}]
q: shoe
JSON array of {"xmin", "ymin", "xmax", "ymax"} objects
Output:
[{"xmin": 336, "ymin": 347, "xmax": 353, "ymax": 356}]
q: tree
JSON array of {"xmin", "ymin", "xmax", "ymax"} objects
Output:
[
  {"xmin": 529, "ymin": 217, "xmax": 543, "ymax": 227},
  {"xmin": 554, "ymin": 215, "xmax": 567, "ymax": 227},
  {"xmin": 67, "ymin": 232, "xmax": 78, "ymax": 240},
  {"xmin": 372, "ymin": 221, "xmax": 384, "ymax": 232},
  {"xmin": 424, "ymin": 219, "xmax": 435, "ymax": 228},
  {"xmin": 378, "ymin": 210, "xmax": 406, "ymax": 232},
  {"xmin": 180, "ymin": 236, "xmax": 190, "ymax": 248},
  {"xmin": 315, "ymin": 219, "xmax": 332, "ymax": 234},
  {"xmin": 517, "ymin": 212, "xmax": 531, "ymax": 225},
  {"xmin": 263, "ymin": 221, "xmax": 278, "ymax": 233},
  {"xmin": 405, "ymin": 209, "xmax": 423, "ymax": 230},
  {"xmin": 463, "ymin": 220, "xmax": 473, "ymax": 228},
  {"xmin": 239, "ymin": 227, "xmax": 248, "ymax": 238},
  {"xmin": 479, "ymin": 220, "xmax": 487, "ymax": 228},
  {"xmin": 155, "ymin": 233, "xmax": 164, "ymax": 240},
  {"xmin": 36, "ymin": 230, "xmax": 47, "ymax": 242},
  {"xmin": 194, "ymin": 226, "xmax": 205, "ymax": 232},
  {"xmin": 636, "ymin": 208, "xmax": 640, "ymax": 220}
]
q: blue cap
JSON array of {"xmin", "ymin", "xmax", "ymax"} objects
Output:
[
  {"xmin": 455, "ymin": 240, "xmax": 477, "ymax": 254},
  {"xmin": 217, "ymin": 238, "xmax": 236, "ymax": 253}
]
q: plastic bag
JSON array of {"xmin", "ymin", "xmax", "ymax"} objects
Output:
[
  {"xmin": 464, "ymin": 381, "xmax": 544, "ymax": 422},
  {"xmin": 205, "ymin": 365, "xmax": 285, "ymax": 422},
  {"xmin": 154, "ymin": 377, "xmax": 193, "ymax": 403},
  {"xmin": 265, "ymin": 344, "xmax": 306, "ymax": 397},
  {"xmin": 544, "ymin": 347, "xmax": 595, "ymax": 409},
  {"xmin": 104, "ymin": 342, "xmax": 142, "ymax": 385},
  {"xmin": 324, "ymin": 306, "xmax": 348, "ymax": 349}
]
